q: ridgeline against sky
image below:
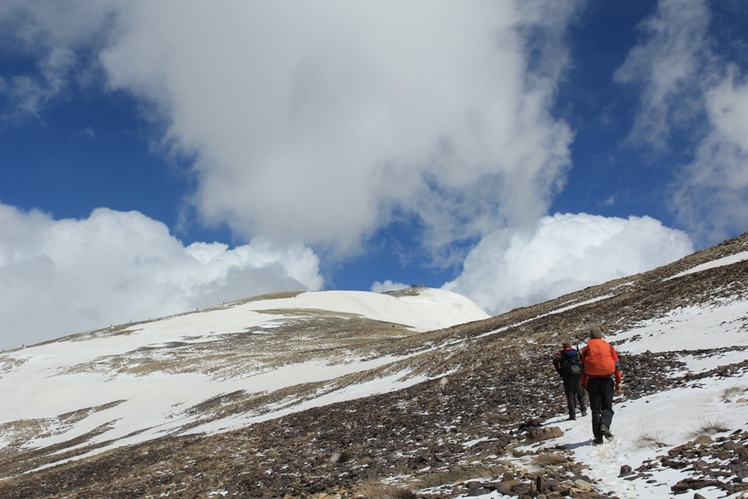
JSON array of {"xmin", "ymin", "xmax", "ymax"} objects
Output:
[{"xmin": 1, "ymin": 0, "xmax": 747, "ymax": 349}]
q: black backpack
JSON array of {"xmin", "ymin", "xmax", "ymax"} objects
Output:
[{"xmin": 561, "ymin": 349, "xmax": 583, "ymax": 375}]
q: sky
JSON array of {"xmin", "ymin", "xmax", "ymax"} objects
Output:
[{"xmin": 1, "ymin": 0, "xmax": 747, "ymax": 349}]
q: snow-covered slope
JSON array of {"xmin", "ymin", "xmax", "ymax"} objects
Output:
[
  {"xmin": 512, "ymin": 299, "xmax": 748, "ymax": 499},
  {"xmin": 0, "ymin": 287, "xmax": 488, "ymax": 465},
  {"xmin": 1, "ymin": 235, "xmax": 748, "ymax": 498}
]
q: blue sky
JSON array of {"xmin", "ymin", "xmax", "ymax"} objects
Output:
[{"xmin": 1, "ymin": 0, "xmax": 747, "ymax": 349}]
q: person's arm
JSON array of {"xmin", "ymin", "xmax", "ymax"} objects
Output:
[
  {"xmin": 552, "ymin": 352, "xmax": 563, "ymax": 376},
  {"xmin": 611, "ymin": 345, "xmax": 623, "ymax": 390},
  {"xmin": 580, "ymin": 346, "xmax": 589, "ymax": 387}
]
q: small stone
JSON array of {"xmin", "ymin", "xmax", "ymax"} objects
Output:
[
  {"xmin": 619, "ymin": 464, "xmax": 633, "ymax": 477},
  {"xmin": 525, "ymin": 426, "xmax": 563, "ymax": 443},
  {"xmin": 693, "ymin": 435, "xmax": 713, "ymax": 445},
  {"xmin": 495, "ymin": 480, "xmax": 521, "ymax": 494},
  {"xmin": 510, "ymin": 482, "xmax": 533, "ymax": 495},
  {"xmin": 574, "ymin": 479, "xmax": 592, "ymax": 491}
]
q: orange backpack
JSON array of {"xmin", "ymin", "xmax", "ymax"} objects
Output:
[{"xmin": 582, "ymin": 339, "xmax": 617, "ymax": 376}]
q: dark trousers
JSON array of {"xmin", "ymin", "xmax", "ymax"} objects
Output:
[
  {"xmin": 562, "ymin": 374, "xmax": 586, "ymax": 419},
  {"xmin": 586, "ymin": 376, "xmax": 615, "ymax": 439}
]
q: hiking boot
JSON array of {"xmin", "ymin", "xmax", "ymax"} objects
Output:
[
  {"xmin": 581, "ymin": 410, "xmax": 588, "ymax": 416},
  {"xmin": 593, "ymin": 437, "xmax": 604, "ymax": 445},
  {"xmin": 600, "ymin": 424, "xmax": 614, "ymax": 440}
]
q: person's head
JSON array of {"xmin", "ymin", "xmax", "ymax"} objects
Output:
[
  {"xmin": 562, "ymin": 342, "xmax": 571, "ymax": 349},
  {"xmin": 589, "ymin": 326, "xmax": 603, "ymax": 339}
]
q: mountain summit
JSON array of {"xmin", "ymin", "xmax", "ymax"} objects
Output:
[{"xmin": 0, "ymin": 288, "xmax": 488, "ymax": 460}]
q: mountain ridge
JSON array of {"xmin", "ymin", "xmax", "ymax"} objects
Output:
[{"xmin": 1, "ymin": 233, "xmax": 748, "ymax": 498}]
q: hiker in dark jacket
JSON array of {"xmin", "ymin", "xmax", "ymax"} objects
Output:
[
  {"xmin": 580, "ymin": 326, "xmax": 623, "ymax": 445},
  {"xmin": 553, "ymin": 342, "xmax": 587, "ymax": 420}
]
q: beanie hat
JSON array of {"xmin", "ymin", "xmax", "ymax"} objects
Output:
[{"xmin": 589, "ymin": 327, "xmax": 603, "ymax": 339}]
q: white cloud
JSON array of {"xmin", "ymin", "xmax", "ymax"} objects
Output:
[
  {"xmin": 370, "ymin": 280, "xmax": 409, "ymax": 294},
  {"xmin": 0, "ymin": 0, "xmax": 117, "ymax": 118},
  {"xmin": 0, "ymin": 0, "xmax": 584, "ymax": 275},
  {"xmin": 0, "ymin": 2, "xmax": 582, "ymax": 260},
  {"xmin": 614, "ymin": 0, "xmax": 711, "ymax": 149},
  {"xmin": 5, "ymin": 1, "xmax": 709, "ymax": 346},
  {"xmin": 672, "ymin": 69, "xmax": 748, "ymax": 244},
  {"xmin": 0, "ymin": 1, "xmax": 585, "ymax": 348},
  {"xmin": 614, "ymin": 0, "xmax": 748, "ymax": 246},
  {"xmin": 94, "ymin": 0, "xmax": 575, "ymax": 259},
  {"xmin": 708, "ymin": 70, "xmax": 748, "ymax": 152},
  {"xmin": 443, "ymin": 213, "xmax": 693, "ymax": 315},
  {"xmin": 0, "ymin": 204, "xmax": 323, "ymax": 350}
]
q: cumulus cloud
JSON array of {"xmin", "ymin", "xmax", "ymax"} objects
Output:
[
  {"xmin": 0, "ymin": 204, "xmax": 323, "ymax": 350},
  {"xmin": 444, "ymin": 213, "xmax": 694, "ymax": 315},
  {"xmin": 370, "ymin": 280, "xmax": 409, "ymax": 294},
  {"xmin": 95, "ymin": 0, "xmax": 575, "ymax": 258}
]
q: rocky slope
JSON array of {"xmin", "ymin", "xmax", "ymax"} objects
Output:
[{"xmin": 0, "ymin": 233, "xmax": 747, "ymax": 498}]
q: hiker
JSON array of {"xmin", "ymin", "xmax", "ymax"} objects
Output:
[
  {"xmin": 580, "ymin": 326, "xmax": 623, "ymax": 445},
  {"xmin": 553, "ymin": 342, "xmax": 587, "ymax": 420}
]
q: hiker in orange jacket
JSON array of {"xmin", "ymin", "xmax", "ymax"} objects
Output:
[{"xmin": 580, "ymin": 326, "xmax": 622, "ymax": 445}]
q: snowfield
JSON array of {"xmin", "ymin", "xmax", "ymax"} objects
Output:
[
  {"xmin": 527, "ymin": 313, "xmax": 748, "ymax": 499},
  {"xmin": 1, "ymin": 244, "xmax": 747, "ymax": 498},
  {"xmin": 0, "ymin": 288, "xmax": 489, "ymax": 464},
  {"xmin": 457, "ymin": 252, "xmax": 748, "ymax": 499}
]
